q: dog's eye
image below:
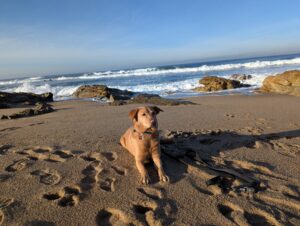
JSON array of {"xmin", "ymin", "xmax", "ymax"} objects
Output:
[{"xmin": 142, "ymin": 113, "xmax": 146, "ymax": 116}]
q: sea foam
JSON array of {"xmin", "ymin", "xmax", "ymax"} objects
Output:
[
  {"xmin": 26, "ymin": 57, "xmax": 300, "ymax": 82},
  {"xmin": 1, "ymin": 55, "xmax": 300, "ymax": 100}
]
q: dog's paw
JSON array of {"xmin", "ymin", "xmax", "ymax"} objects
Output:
[
  {"xmin": 159, "ymin": 172, "xmax": 169, "ymax": 183},
  {"xmin": 141, "ymin": 175, "xmax": 150, "ymax": 185}
]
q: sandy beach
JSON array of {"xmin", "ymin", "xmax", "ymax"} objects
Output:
[{"xmin": 0, "ymin": 94, "xmax": 299, "ymax": 226}]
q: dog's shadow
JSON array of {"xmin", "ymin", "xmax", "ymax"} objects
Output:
[
  {"xmin": 159, "ymin": 129, "xmax": 300, "ymax": 184},
  {"xmin": 144, "ymin": 156, "xmax": 187, "ymax": 184}
]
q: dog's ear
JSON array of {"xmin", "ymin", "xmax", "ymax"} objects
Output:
[
  {"xmin": 129, "ymin": 108, "xmax": 139, "ymax": 121},
  {"xmin": 150, "ymin": 106, "xmax": 163, "ymax": 114}
]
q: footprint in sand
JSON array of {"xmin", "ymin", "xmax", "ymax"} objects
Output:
[
  {"xmin": 43, "ymin": 186, "xmax": 82, "ymax": 207},
  {"xmin": 58, "ymin": 186, "xmax": 81, "ymax": 207},
  {"xmin": 137, "ymin": 187, "xmax": 163, "ymax": 201},
  {"xmin": 217, "ymin": 202, "xmax": 280, "ymax": 226},
  {"xmin": 80, "ymin": 151, "xmax": 102, "ymax": 162},
  {"xmin": 132, "ymin": 201, "xmax": 161, "ymax": 226},
  {"xmin": 136, "ymin": 187, "xmax": 177, "ymax": 223},
  {"xmin": 111, "ymin": 166, "xmax": 127, "ymax": 176},
  {"xmin": 52, "ymin": 150, "xmax": 74, "ymax": 159},
  {"xmin": 46, "ymin": 149, "xmax": 74, "ymax": 163},
  {"xmin": 99, "ymin": 178, "xmax": 116, "ymax": 192},
  {"xmin": 132, "ymin": 203, "xmax": 155, "ymax": 215},
  {"xmin": 0, "ymin": 174, "xmax": 12, "ymax": 183},
  {"xmin": 17, "ymin": 146, "xmax": 75, "ymax": 163},
  {"xmin": 271, "ymin": 141, "xmax": 300, "ymax": 157},
  {"xmin": 96, "ymin": 208, "xmax": 136, "ymax": 226},
  {"xmin": 0, "ymin": 145, "xmax": 13, "ymax": 155},
  {"xmin": 217, "ymin": 202, "xmax": 247, "ymax": 225},
  {"xmin": 31, "ymin": 169, "xmax": 61, "ymax": 185},
  {"xmin": 5, "ymin": 159, "xmax": 32, "ymax": 172},
  {"xmin": 101, "ymin": 151, "xmax": 118, "ymax": 162},
  {"xmin": 0, "ymin": 198, "xmax": 14, "ymax": 225},
  {"xmin": 0, "ymin": 198, "xmax": 14, "ymax": 209},
  {"xmin": 17, "ymin": 147, "xmax": 52, "ymax": 161},
  {"xmin": 96, "ymin": 162, "xmax": 127, "ymax": 192},
  {"xmin": 79, "ymin": 150, "xmax": 126, "ymax": 193},
  {"xmin": 95, "ymin": 188, "xmax": 173, "ymax": 226},
  {"xmin": 79, "ymin": 161, "xmax": 102, "ymax": 192}
]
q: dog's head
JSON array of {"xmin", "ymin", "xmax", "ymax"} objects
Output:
[{"xmin": 129, "ymin": 106, "xmax": 163, "ymax": 132}]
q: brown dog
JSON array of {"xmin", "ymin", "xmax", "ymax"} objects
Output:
[{"xmin": 120, "ymin": 106, "xmax": 169, "ymax": 184}]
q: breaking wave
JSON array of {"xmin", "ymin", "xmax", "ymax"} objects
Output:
[{"xmin": 1, "ymin": 54, "xmax": 300, "ymax": 100}]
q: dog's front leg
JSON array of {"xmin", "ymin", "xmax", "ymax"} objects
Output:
[
  {"xmin": 152, "ymin": 152, "xmax": 169, "ymax": 183},
  {"xmin": 135, "ymin": 159, "xmax": 150, "ymax": 184}
]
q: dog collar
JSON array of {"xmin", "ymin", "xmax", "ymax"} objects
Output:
[
  {"xmin": 143, "ymin": 131, "xmax": 157, "ymax": 135},
  {"xmin": 133, "ymin": 129, "xmax": 159, "ymax": 140}
]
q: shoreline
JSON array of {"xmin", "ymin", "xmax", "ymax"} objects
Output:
[{"xmin": 52, "ymin": 87, "xmax": 260, "ymax": 103}]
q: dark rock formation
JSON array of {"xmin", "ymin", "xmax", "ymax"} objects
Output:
[
  {"xmin": 230, "ymin": 74, "xmax": 252, "ymax": 81},
  {"xmin": 73, "ymin": 85, "xmax": 134, "ymax": 101},
  {"xmin": 0, "ymin": 91, "xmax": 53, "ymax": 108},
  {"xmin": 74, "ymin": 85, "xmax": 195, "ymax": 106},
  {"xmin": 1, "ymin": 102, "xmax": 54, "ymax": 120},
  {"xmin": 193, "ymin": 76, "xmax": 250, "ymax": 92},
  {"xmin": 127, "ymin": 94, "xmax": 194, "ymax": 106}
]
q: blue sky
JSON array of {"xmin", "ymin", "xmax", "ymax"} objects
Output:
[{"xmin": 1, "ymin": 0, "xmax": 300, "ymax": 78}]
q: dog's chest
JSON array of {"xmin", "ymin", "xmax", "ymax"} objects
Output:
[
  {"xmin": 133, "ymin": 132, "xmax": 159, "ymax": 150},
  {"xmin": 137, "ymin": 136, "xmax": 159, "ymax": 148},
  {"xmin": 140, "ymin": 139, "xmax": 160, "ymax": 160}
]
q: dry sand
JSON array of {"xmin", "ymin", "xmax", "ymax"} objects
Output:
[{"xmin": 0, "ymin": 94, "xmax": 299, "ymax": 226}]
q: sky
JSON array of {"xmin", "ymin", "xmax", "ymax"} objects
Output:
[{"xmin": 1, "ymin": 0, "xmax": 300, "ymax": 78}]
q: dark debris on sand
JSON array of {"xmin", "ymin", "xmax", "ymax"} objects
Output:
[
  {"xmin": 113, "ymin": 94, "xmax": 196, "ymax": 106},
  {"xmin": 1, "ymin": 102, "xmax": 54, "ymax": 120}
]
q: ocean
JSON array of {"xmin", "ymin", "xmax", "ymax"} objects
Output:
[{"xmin": 1, "ymin": 54, "xmax": 300, "ymax": 101}]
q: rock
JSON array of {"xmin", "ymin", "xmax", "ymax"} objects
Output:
[
  {"xmin": 39, "ymin": 92, "xmax": 53, "ymax": 101},
  {"xmin": 193, "ymin": 76, "xmax": 250, "ymax": 92},
  {"xmin": 34, "ymin": 102, "xmax": 54, "ymax": 114},
  {"xmin": 74, "ymin": 85, "xmax": 195, "ymax": 105},
  {"xmin": 1, "ymin": 102, "xmax": 54, "ymax": 120},
  {"xmin": 260, "ymin": 70, "xmax": 300, "ymax": 96},
  {"xmin": 230, "ymin": 74, "xmax": 252, "ymax": 81},
  {"xmin": 127, "ymin": 94, "xmax": 194, "ymax": 106},
  {"xmin": 108, "ymin": 87, "xmax": 135, "ymax": 101},
  {"xmin": 73, "ymin": 85, "xmax": 134, "ymax": 100},
  {"xmin": 0, "ymin": 103, "xmax": 10, "ymax": 109},
  {"xmin": 73, "ymin": 85, "xmax": 195, "ymax": 105},
  {"xmin": 0, "ymin": 91, "xmax": 53, "ymax": 108},
  {"xmin": 73, "ymin": 85, "xmax": 108, "ymax": 98}
]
